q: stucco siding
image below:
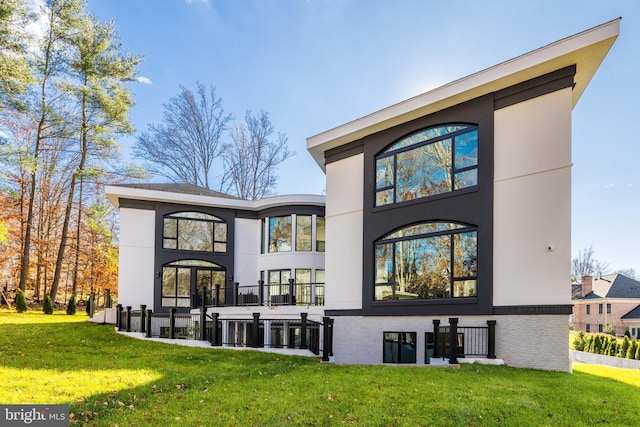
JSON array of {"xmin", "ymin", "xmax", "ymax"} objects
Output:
[
  {"xmin": 118, "ymin": 208, "xmax": 155, "ymax": 310},
  {"xmin": 234, "ymin": 218, "xmax": 259, "ymax": 287},
  {"xmin": 325, "ymin": 154, "xmax": 363, "ymax": 310},
  {"xmin": 493, "ymin": 88, "xmax": 572, "ymax": 307}
]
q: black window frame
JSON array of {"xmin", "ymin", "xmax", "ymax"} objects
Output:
[
  {"xmin": 586, "ymin": 304, "xmax": 590, "ymax": 315},
  {"xmin": 361, "ymin": 95, "xmax": 495, "ymax": 317},
  {"xmin": 383, "ymin": 331, "xmax": 417, "ymax": 364},
  {"xmin": 373, "ymin": 221, "xmax": 478, "ymax": 301},
  {"xmin": 375, "ymin": 125, "xmax": 479, "ymax": 207},
  {"xmin": 162, "ymin": 211, "xmax": 227, "ymax": 253}
]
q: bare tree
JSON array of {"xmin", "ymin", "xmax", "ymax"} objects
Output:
[
  {"xmin": 615, "ymin": 268, "xmax": 638, "ymax": 280},
  {"xmin": 221, "ymin": 110, "xmax": 293, "ymax": 200},
  {"xmin": 133, "ymin": 83, "xmax": 232, "ymax": 188},
  {"xmin": 572, "ymin": 246, "xmax": 610, "ymax": 280}
]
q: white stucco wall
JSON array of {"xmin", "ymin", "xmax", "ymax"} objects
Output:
[
  {"xmin": 234, "ymin": 218, "xmax": 259, "ymax": 286},
  {"xmin": 325, "ymin": 154, "xmax": 364, "ymax": 311},
  {"xmin": 493, "ymin": 88, "xmax": 572, "ymax": 306},
  {"xmin": 118, "ymin": 208, "xmax": 155, "ymax": 310}
]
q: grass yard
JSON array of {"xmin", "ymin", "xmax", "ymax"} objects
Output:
[{"xmin": 1, "ymin": 310, "xmax": 639, "ymax": 426}]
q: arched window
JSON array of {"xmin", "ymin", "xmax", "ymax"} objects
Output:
[
  {"xmin": 163, "ymin": 211, "xmax": 227, "ymax": 252},
  {"xmin": 375, "ymin": 124, "xmax": 478, "ymax": 206},
  {"xmin": 161, "ymin": 259, "xmax": 226, "ymax": 308},
  {"xmin": 374, "ymin": 222, "xmax": 477, "ymax": 301}
]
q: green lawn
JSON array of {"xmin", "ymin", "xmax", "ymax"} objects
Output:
[{"xmin": 1, "ymin": 310, "xmax": 639, "ymax": 426}]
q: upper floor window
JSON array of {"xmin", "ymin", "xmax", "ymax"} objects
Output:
[
  {"xmin": 374, "ymin": 222, "xmax": 477, "ymax": 301},
  {"xmin": 265, "ymin": 214, "xmax": 325, "ymax": 253},
  {"xmin": 296, "ymin": 215, "xmax": 312, "ymax": 251},
  {"xmin": 375, "ymin": 124, "xmax": 478, "ymax": 206},
  {"xmin": 316, "ymin": 216, "xmax": 326, "ymax": 252},
  {"xmin": 163, "ymin": 211, "xmax": 227, "ymax": 253},
  {"xmin": 269, "ymin": 216, "xmax": 292, "ymax": 252}
]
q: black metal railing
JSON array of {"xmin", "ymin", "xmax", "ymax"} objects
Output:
[
  {"xmin": 430, "ymin": 318, "xmax": 496, "ymax": 363},
  {"xmin": 191, "ymin": 280, "xmax": 325, "ymax": 309},
  {"xmin": 116, "ymin": 305, "xmax": 333, "ymax": 359}
]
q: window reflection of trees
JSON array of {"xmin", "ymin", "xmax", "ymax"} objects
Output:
[
  {"xmin": 376, "ymin": 125, "xmax": 478, "ymax": 206},
  {"xmin": 374, "ymin": 222, "xmax": 477, "ymax": 301},
  {"xmin": 295, "ymin": 215, "xmax": 312, "ymax": 251},
  {"xmin": 163, "ymin": 212, "xmax": 227, "ymax": 253},
  {"xmin": 269, "ymin": 216, "xmax": 292, "ymax": 252}
]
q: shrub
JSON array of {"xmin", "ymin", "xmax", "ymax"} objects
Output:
[
  {"xmin": 15, "ymin": 289, "xmax": 27, "ymax": 313},
  {"xmin": 627, "ymin": 340, "xmax": 637, "ymax": 359},
  {"xmin": 608, "ymin": 339, "xmax": 617, "ymax": 356},
  {"xmin": 584, "ymin": 335, "xmax": 593, "ymax": 353},
  {"xmin": 636, "ymin": 342, "xmax": 640, "ymax": 360},
  {"xmin": 43, "ymin": 293, "xmax": 53, "ymax": 315},
  {"xmin": 593, "ymin": 335, "xmax": 603, "ymax": 354},
  {"xmin": 66, "ymin": 295, "xmax": 76, "ymax": 315},
  {"xmin": 620, "ymin": 336, "xmax": 630, "ymax": 357},
  {"xmin": 573, "ymin": 331, "xmax": 586, "ymax": 351},
  {"xmin": 624, "ymin": 329, "xmax": 631, "ymax": 338}
]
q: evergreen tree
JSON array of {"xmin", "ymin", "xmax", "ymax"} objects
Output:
[
  {"xmin": 593, "ymin": 335, "xmax": 602, "ymax": 354},
  {"xmin": 15, "ymin": 289, "xmax": 27, "ymax": 313},
  {"xmin": 49, "ymin": 10, "xmax": 141, "ymax": 303},
  {"xmin": 66, "ymin": 294, "xmax": 76, "ymax": 315},
  {"xmin": 627, "ymin": 340, "xmax": 637, "ymax": 359},
  {"xmin": 620, "ymin": 336, "xmax": 630, "ymax": 357},
  {"xmin": 572, "ymin": 331, "xmax": 586, "ymax": 351},
  {"xmin": 608, "ymin": 337, "xmax": 618, "ymax": 357},
  {"xmin": 43, "ymin": 293, "xmax": 53, "ymax": 314}
]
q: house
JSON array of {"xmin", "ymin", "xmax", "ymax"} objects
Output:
[
  {"xmin": 572, "ymin": 274, "xmax": 640, "ymax": 337},
  {"xmin": 106, "ymin": 19, "xmax": 620, "ymax": 372},
  {"xmin": 105, "ymin": 183, "xmax": 326, "ymax": 348},
  {"xmin": 305, "ymin": 19, "xmax": 619, "ymax": 372}
]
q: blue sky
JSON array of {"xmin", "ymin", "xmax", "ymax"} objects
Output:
[{"xmin": 84, "ymin": 0, "xmax": 640, "ymax": 274}]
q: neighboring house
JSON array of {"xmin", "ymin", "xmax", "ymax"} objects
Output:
[
  {"xmin": 107, "ymin": 20, "xmax": 620, "ymax": 372},
  {"xmin": 572, "ymin": 274, "xmax": 640, "ymax": 338}
]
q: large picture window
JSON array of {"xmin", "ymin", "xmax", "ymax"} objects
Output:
[
  {"xmin": 163, "ymin": 211, "xmax": 227, "ymax": 252},
  {"xmin": 375, "ymin": 125, "xmax": 478, "ymax": 206},
  {"xmin": 374, "ymin": 222, "xmax": 477, "ymax": 301}
]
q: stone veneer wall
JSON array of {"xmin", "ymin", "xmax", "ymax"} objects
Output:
[{"xmin": 331, "ymin": 315, "xmax": 570, "ymax": 372}]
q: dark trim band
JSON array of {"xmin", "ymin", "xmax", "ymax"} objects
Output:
[
  {"xmin": 324, "ymin": 309, "xmax": 363, "ymax": 317},
  {"xmin": 492, "ymin": 305, "xmax": 573, "ymax": 315},
  {"xmin": 494, "ymin": 65, "xmax": 576, "ymax": 110},
  {"xmin": 324, "ymin": 140, "xmax": 364, "ymax": 165}
]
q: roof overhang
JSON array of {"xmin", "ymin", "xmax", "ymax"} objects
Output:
[
  {"xmin": 307, "ymin": 18, "xmax": 620, "ymax": 170},
  {"xmin": 105, "ymin": 185, "xmax": 325, "ymax": 210}
]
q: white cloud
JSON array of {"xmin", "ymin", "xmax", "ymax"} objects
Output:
[
  {"xmin": 136, "ymin": 76, "xmax": 153, "ymax": 85},
  {"xmin": 184, "ymin": 0, "xmax": 210, "ymax": 5}
]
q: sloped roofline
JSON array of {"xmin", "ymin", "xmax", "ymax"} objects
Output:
[{"xmin": 307, "ymin": 18, "xmax": 620, "ymax": 170}]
